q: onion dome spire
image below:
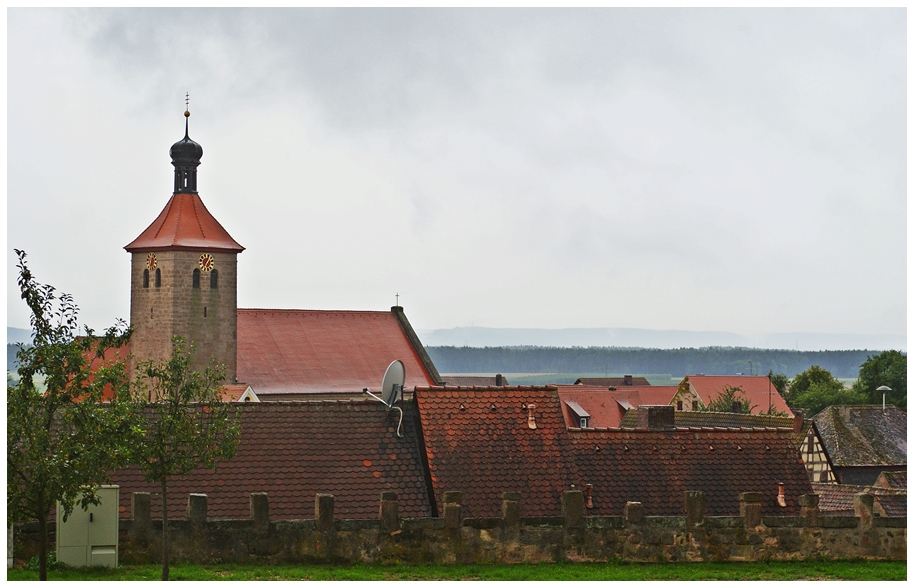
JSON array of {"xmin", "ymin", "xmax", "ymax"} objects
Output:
[{"xmin": 170, "ymin": 95, "xmax": 203, "ymax": 194}]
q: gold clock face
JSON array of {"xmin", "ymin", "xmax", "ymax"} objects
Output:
[
  {"xmin": 146, "ymin": 253, "xmax": 157, "ymax": 271},
  {"xmin": 199, "ymin": 253, "xmax": 215, "ymax": 272}
]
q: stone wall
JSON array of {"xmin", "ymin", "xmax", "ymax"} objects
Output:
[{"xmin": 13, "ymin": 490, "xmax": 905, "ymax": 567}]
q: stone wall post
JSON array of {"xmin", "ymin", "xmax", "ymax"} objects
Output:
[
  {"xmin": 684, "ymin": 491, "xmax": 705, "ymax": 528},
  {"xmin": 187, "ymin": 493, "xmax": 208, "ymax": 526},
  {"xmin": 380, "ymin": 492, "xmax": 399, "ymax": 533},
  {"xmin": 502, "ymin": 492, "xmax": 521, "ymax": 528},
  {"xmin": 739, "ymin": 492, "xmax": 763, "ymax": 528},
  {"xmin": 798, "ymin": 494, "xmax": 819, "ymax": 527},
  {"xmin": 250, "ymin": 493, "xmax": 270, "ymax": 531},
  {"xmin": 443, "ymin": 491, "xmax": 462, "ymax": 529},
  {"xmin": 315, "ymin": 494, "xmax": 335, "ymax": 532},
  {"xmin": 624, "ymin": 502, "xmax": 644, "ymax": 525},
  {"xmin": 562, "ymin": 490, "xmax": 585, "ymax": 530},
  {"xmin": 853, "ymin": 494, "xmax": 874, "ymax": 530}
]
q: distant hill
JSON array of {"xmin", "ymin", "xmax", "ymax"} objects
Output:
[
  {"xmin": 7, "ymin": 327, "xmax": 31, "ymax": 345},
  {"xmin": 416, "ymin": 327, "xmax": 905, "ymax": 352},
  {"xmin": 426, "ymin": 346, "xmax": 882, "ymax": 379}
]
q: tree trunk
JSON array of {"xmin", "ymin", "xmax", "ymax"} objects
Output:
[
  {"xmin": 160, "ymin": 478, "xmax": 169, "ymax": 581},
  {"xmin": 37, "ymin": 492, "xmax": 47, "ymax": 581}
]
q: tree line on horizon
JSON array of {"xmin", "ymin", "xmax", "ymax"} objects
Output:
[{"xmin": 426, "ymin": 345, "xmax": 884, "ymax": 379}]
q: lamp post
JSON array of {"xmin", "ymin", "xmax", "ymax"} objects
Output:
[{"xmin": 876, "ymin": 385, "xmax": 891, "ymax": 411}]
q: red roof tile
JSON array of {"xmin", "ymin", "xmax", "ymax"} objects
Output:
[
  {"xmin": 108, "ymin": 401, "xmax": 431, "ymax": 520},
  {"xmin": 416, "ymin": 386, "xmax": 812, "ymax": 519},
  {"xmin": 124, "ymin": 193, "xmax": 244, "ymax": 253},
  {"xmin": 416, "ymin": 386, "xmax": 569, "ymax": 519},
  {"xmin": 556, "ymin": 386, "xmax": 679, "ymax": 429},
  {"xmin": 685, "ymin": 375, "xmax": 793, "ymax": 417},
  {"xmin": 237, "ymin": 309, "xmax": 437, "ymax": 395}
]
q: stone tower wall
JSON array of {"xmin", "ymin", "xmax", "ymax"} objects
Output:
[{"xmin": 129, "ymin": 250, "xmax": 237, "ymax": 382}]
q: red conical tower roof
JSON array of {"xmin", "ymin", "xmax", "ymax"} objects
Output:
[{"xmin": 124, "ymin": 192, "xmax": 244, "ymax": 253}]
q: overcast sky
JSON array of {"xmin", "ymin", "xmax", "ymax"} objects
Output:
[{"xmin": 7, "ymin": 8, "xmax": 907, "ymax": 344}]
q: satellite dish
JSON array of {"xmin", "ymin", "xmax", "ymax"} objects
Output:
[{"xmin": 381, "ymin": 360, "xmax": 406, "ymax": 407}]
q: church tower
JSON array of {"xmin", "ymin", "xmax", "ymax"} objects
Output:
[{"xmin": 125, "ymin": 108, "xmax": 244, "ymax": 381}]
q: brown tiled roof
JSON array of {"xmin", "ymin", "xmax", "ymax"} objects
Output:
[
  {"xmin": 874, "ymin": 470, "xmax": 907, "ymax": 490},
  {"xmin": 619, "ymin": 410, "xmax": 794, "ymax": 431},
  {"xmin": 812, "ymin": 405, "xmax": 907, "ymax": 467},
  {"xmin": 557, "ymin": 386, "xmax": 679, "ymax": 429},
  {"xmin": 237, "ymin": 309, "xmax": 437, "ymax": 395},
  {"xmin": 124, "ymin": 193, "xmax": 244, "ymax": 253},
  {"xmin": 685, "ymin": 375, "xmax": 793, "ymax": 417},
  {"xmin": 569, "ymin": 428, "xmax": 811, "ymax": 517},
  {"xmin": 415, "ymin": 386, "xmax": 812, "ymax": 519},
  {"xmin": 440, "ymin": 375, "xmax": 509, "ymax": 386},
  {"xmin": 811, "ymin": 482, "xmax": 906, "ymax": 517},
  {"xmin": 415, "ymin": 386, "xmax": 570, "ymax": 519},
  {"xmin": 108, "ymin": 401, "xmax": 431, "ymax": 520},
  {"xmin": 574, "ymin": 377, "xmax": 652, "ymax": 387}
]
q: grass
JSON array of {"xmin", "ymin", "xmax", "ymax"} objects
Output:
[{"xmin": 6, "ymin": 560, "xmax": 906, "ymax": 581}]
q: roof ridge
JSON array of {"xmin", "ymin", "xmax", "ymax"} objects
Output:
[
  {"xmin": 239, "ymin": 308, "xmax": 393, "ymax": 314},
  {"xmin": 192, "ymin": 193, "xmax": 207, "ymax": 239}
]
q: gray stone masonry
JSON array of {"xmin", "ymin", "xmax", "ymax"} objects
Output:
[{"xmin": 11, "ymin": 490, "xmax": 906, "ymax": 567}]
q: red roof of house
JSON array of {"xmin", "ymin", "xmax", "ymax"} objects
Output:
[
  {"xmin": 84, "ymin": 342, "xmax": 131, "ymax": 401},
  {"xmin": 124, "ymin": 193, "xmax": 244, "ymax": 253},
  {"xmin": 415, "ymin": 386, "xmax": 811, "ymax": 519},
  {"xmin": 108, "ymin": 401, "xmax": 431, "ymax": 520},
  {"xmin": 556, "ymin": 386, "xmax": 679, "ymax": 429},
  {"xmin": 237, "ymin": 309, "xmax": 437, "ymax": 395},
  {"xmin": 686, "ymin": 375, "xmax": 793, "ymax": 417},
  {"xmin": 569, "ymin": 428, "xmax": 811, "ymax": 517},
  {"xmin": 573, "ymin": 377, "xmax": 652, "ymax": 387},
  {"xmin": 220, "ymin": 384, "xmax": 252, "ymax": 402},
  {"xmin": 415, "ymin": 386, "xmax": 569, "ymax": 519}
]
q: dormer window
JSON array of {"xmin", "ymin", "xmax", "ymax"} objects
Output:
[{"xmin": 564, "ymin": 399, "xmax": 591, "ymax": 430}]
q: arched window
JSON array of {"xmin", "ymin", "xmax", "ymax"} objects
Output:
[
  {"xmin": 155, "ymin": 268, "xmax": 162, "ymax": 288},
  {"xmin": 192, "ymin": 269, "xmax": 200, "ymax": 288},
  {"xmin": 143, "ymin": 269, "xmax": 150, "ymax": 288},
  {"xmin": 210, "ymin": 269, "xmax": 218, "ymax": 289}
]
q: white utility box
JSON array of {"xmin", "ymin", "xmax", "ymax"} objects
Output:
[{"xmin": 56, "ymin": 485, "xmax": 119, "ymax": 568}]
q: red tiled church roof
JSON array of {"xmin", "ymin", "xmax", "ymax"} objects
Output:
[
  {"xmin": 124, "ymin": 193, "xmax": 244, "ymax": 253},
  {"xmin": 237, "ymin": 309, "xmax": 438, "ymax": 395},
  {"xmin": 108, "ymin": 401, "xmax": 431, "ymax": 520},
  {"xmin": 685, "ymin": 375, "xmax": 793, "ymax": 417}
]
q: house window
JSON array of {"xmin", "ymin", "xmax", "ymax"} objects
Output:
[
  {"xmin": 579, "ymin": 417, "xmax": 589, "ymax": 428},
  {"xmin": 143, "ymin": 269, "xmax": 149, "ymax": 288},
  {"xmin": 192, "ymin": 269, "xmax": 200, "ymax": 288},
  {"xmin": 677, "ymin": 401, "xmax": 683, "ymax": 411},
  {"xmin": 155, "ymin": 268, "xmax": 161, "ymax": 288},
  {"xmin": 210, "ymin": 269, "xmax": 218, "ymax": 289}
]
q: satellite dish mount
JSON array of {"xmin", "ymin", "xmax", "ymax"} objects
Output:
[{"xmin": 364, "ymin": 360, "xmax": 406, "ymax": 437}]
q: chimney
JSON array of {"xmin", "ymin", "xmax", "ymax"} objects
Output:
[
  {"xmin": 495, "ymin": 373, "xmax": 504, "ymax": 386},
  {"xmin": 731, "ymin": 401, "xmax": 742, "ymax": 414},
  {"xmin": 624, "ymin": 375, "xmax": 633, "ymax": 386},
  {"xmin": 526, "ymin": 404, "xmax": 537, "ymax": 430},
  {"xmin": 637, "ymin": 405, "xmax": 675, "ymax": 430},
  {"xmin": 777, "ymin": 482, "xmax": 787, "ymax": 508},
  {"xmin": 793, "ymin": 414, "xmax": 804, "ymax": 434}
]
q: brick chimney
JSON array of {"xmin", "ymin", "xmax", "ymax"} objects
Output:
[
  {"xmin": 637, "ymin": 405, "xmax": 675, "ymax": 430},
  {"xmin": 495, "ymin": 373, "xmax": 504, "ymax": 386},
  {"xmin": 793, "ymin": 414, "xmax": 804, "ymax": 434},
  {"xmin": 624, "ymin": 375, "xmax": 633, "ymax": 386}
]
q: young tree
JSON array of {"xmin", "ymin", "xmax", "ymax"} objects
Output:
[
  {"xmin": 132, "ymin": 337, "xmax": 240, "ymax": 581},
  {"xmin": 7, "ymin": 250, "xmax": 136, "ymax": 580},
  {"xmin": 852, "ymin": 350, "xmax": 906, "ymax": 411},
  {"xmin": 703, "ymin": 385, "xmax": 756, "ymax": 414}
]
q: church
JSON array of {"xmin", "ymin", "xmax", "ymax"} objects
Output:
[{"xmin": 122, "ymin": 109, "xmax": 442, "ymax": 400}]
